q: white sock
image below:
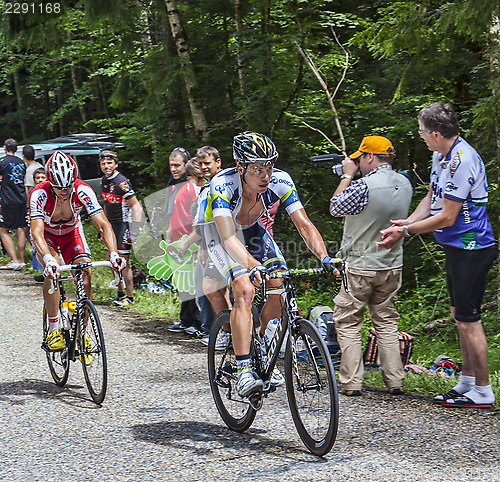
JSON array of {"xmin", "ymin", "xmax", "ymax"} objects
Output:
[
  {"xmin": 49, "ymin": 321, "xmax": 59, "ymax": 333},
  {"xmin": 452, "ymin": 375, "xmax": 475, "ymax": 394},
  {"xmin": 463, "ymin": 385, "xmax": 495, "ymax": 404}
]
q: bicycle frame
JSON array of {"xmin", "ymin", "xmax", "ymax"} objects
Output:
[
  {"xmin": 49, "ymin": 260, "xmax": 122, "ymax": 360},
  {"xmin": 253, "ymin": 267, "xmax": 326, "ymax": 388}
]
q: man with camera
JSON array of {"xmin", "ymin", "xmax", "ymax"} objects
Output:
[{"xmin": 329, "ymin": 136, "xmax": 413, "ymax": 396}]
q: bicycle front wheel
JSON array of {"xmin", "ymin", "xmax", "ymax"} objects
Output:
[
  {"xmin": 43, "ymin": 304, "xmax": 70, "ymax": 387},
  {"xmin": 208, "ymin": 310, "xmax": 257, "ymax": 432},
  {"xmin": 79, "ymin": 300, "xmax": 107, "ymax": 404},
  {"xmin": 285, "ymin": 318, "xmax": 339, "ymax": 456}
]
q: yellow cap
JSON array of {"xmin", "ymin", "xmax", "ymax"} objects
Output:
[
  {"xmin": 68, "ymin": 302, "xmax": 76, "ymax": 313},
  {"xmin": 349, "ymin": 136, "xmax": 395, "ymax": 159}
]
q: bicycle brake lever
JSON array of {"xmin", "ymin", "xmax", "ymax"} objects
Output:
[{"xmin": 47, "ymin": 266, "xmax": 58, "ymax": 295}]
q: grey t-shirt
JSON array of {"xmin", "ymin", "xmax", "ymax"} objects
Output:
[{"xmin": 24, "ymin": 162, "xmax": 44, "ymax": 187}]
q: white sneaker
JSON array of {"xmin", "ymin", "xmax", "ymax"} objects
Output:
[
  {"xmin": 4, "ymin": 261, "xmax": 20, "ymax": 270},
  {"xmin": 13, "ymin": 262, "xmax": 26, "ymax": 271},
  {"xmin": 237, "ymin": 369, "xmax": 264, "ymax": 398},
  {"xmin": 201, "ymin": 334, "xmax": 210, "ymax": 346},
  {"xmin": 215, "ymin": 330, "xmax": 231, "ymax": 351},
  {"xmin": 270, "ymin": 366, "xmax": 285, "ymax": 387}
]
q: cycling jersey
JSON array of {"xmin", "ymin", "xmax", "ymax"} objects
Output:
[
  {"xmin": 429, "ymin": 136, "xmax": 494, "ymax": 250},
  {"xmin": 29, "ymin": 179, "xmax": 103, "ymax": 236},
  {"xmin": 197, "ymin": 167, "xmax": 301, "ymax": 283},
  {"xmin": 197, "ymin": 167, "xmax": 303, "ymax": 227},
  {"xmin": 101, "ymin": 171, "xmax": 136, "ymax": 223}
]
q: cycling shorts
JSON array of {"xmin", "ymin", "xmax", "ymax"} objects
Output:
[
  {"xmin": 111, "ymin": 222, "xmax": 132, "ymax": 255},
  {"xmin": 44, "ymin": 223, "xmax": 91, "ymax": 265},
  {"xmin": 443, "ymin": 244, "xmax": 496, "ymax": 322},
  {"xmin": 202, "ymin": 220, "xmax": 287, "ymax": 284},
  {"xmin": 0, "ymin": 203, "xmax": 27, "ymax": 229}
]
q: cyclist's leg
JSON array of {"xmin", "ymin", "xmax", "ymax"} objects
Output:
[
  {"xmin": 204, "ymin": 223, "xmax": 263, "ymax": 397},
  {"xmin": 244, "ymin": 222, "xmax": 287, "ymax": 331},
  {"xmin": 40, "ymin": 244, "xmax": 63, "ymax": 320},
  {"xmin": 39, "ymin": 235, "xmax": 65, "ymax": 349},
  {"xmin": 229, "ymin": 275, "xmax": 254, "ymax": 356}
]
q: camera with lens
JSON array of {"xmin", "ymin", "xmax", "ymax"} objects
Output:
[{"xmin": 310, "ymin": 153, "xmax": 362, "ymax": 179}]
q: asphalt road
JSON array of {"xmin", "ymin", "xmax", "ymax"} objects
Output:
[{"xmin": 0, "ymin": 269, "xmax": 499, "ymax": 481}]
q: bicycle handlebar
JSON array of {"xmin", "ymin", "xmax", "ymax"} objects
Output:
[
  {"xmin": 265, "ymin": 258, "xmax": 348, "ymax": 293},
  {"xmin": 48, "ymin": 260, "xmax": 122, "ymax": 294}
]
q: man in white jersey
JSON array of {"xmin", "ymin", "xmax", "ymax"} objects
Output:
[
  {"xmin": 378, "ymin": 102, "xmax": 495, "ymax": 408},
  {"xmin": 199, "ymin": 132, "xmax": 339, "ymax": 398}
]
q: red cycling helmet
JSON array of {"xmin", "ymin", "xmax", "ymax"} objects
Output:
[{"xmin": 45, "ymin": 151, "xmax": 78, "ymax": 188}]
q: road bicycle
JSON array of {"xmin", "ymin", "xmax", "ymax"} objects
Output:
[
  {"xmin": 41, "ymin": 260, "xmax": 121, "ymax": 404},
  {"xmin": 208, "ymin": 262, "xmax": 347, "ymax": 456}
]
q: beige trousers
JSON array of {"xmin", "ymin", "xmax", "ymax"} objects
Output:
[{"xmin": 333, "ymin": 268, "xmax": 404, "ymax": 391}]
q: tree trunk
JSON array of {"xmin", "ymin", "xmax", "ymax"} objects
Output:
[
  {"xmin": 234, "ymin": 0, "xmax": 246, "ymax": 95},
  {"xmin": 12, "ymin": 69, "xmax": 27, "ymax": 140},
  {"xmin": 490, "ymin": 16, "xmax": 500, "ymax": 331},
  {"xmin": 57, "ymin": 89, "xmax": 66, "ymax": 136},
  {"xmin": 70, "ymin": 63, "xmax": 87, "ymax": 125},
  {"xmin": 164, "ymin": 0, "xmax": 208, "ymax": 141},
  {"xmin": 67, "ymin": 30, "xmax": 87, "ymax": 126}
]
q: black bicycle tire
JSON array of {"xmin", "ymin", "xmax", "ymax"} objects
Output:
[
  {"xmin": 42, "ymin": 304, "xmax": 70, "ymax": 387},
  {"xmin": 80, "ymin": 300, "xmax": 108, "ymax": 404},
  {"xmin": 208, "ymin": 310, "xmax": 257, "ymax": 432},
  {"xmin": 285, "ymin": 318, "xmax": 339, "ymax": 456}
]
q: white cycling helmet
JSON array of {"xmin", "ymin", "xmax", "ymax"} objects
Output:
[{"xmin": 45, "ymin": 151, "xmax": 78, "ymax": 188}]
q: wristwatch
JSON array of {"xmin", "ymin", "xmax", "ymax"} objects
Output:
[
  {"xmin": 341, "ymin": 173, "xmax": 353, "ymax": 180},
  {"xmin": 403, "ymin": 225, "xmax": 410, "ymax": 237}
]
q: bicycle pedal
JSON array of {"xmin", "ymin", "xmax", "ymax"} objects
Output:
[
  {"xmin": 248, "ymin": 392, "xmax": 263, "ymax": 411},
  {"xmin": 41, "ymin": 343, "xmax": 65, "ymax": 353}
]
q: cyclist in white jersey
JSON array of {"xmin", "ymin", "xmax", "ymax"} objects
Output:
[{"xmin": 198, "ymin": 131, "xmax": 339, "ymax": 398}]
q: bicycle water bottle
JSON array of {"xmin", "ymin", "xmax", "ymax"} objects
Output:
[
  {"xmin": 264, "ymin": 318, "xmax": 279, "ymax": 346},
  {"xmin": 60, "ymin": 301, "xmax": 70, "ymax": 330},
  {"xmin": 296, "ymin": 337, "xmax": 307, "ymax": 361}
]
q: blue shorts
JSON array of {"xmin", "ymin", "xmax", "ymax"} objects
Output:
[
  {"xmin": 443, "ymin": 244, "xmax": 495, "ymax": 322},
  {"xmin": 202, "ymin": 220, "xmax": 287, "ymax": 284}
]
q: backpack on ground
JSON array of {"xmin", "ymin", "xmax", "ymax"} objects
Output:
[
  {"xmin": 307, "ymin": 306, "xmax": 340, "ymax": 357},
  {"xmin": 363, "ymin": 327, "xmax": 414, "ymax": 367}
]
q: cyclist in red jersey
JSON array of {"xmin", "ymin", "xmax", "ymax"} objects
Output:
[{"xmin": 30, "ymin": 151, "xmax": 125, "ymax": 350}]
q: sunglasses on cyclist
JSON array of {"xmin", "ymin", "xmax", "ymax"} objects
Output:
[{"xmin": 100, "ymin": 154, "xmax": 117, "ymax": 161}]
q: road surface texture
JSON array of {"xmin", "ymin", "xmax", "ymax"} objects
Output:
[{"xmin": 0, "ymin": 270, "xmax": 498, "ymax": 481}]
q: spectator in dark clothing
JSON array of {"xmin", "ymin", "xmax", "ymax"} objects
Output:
[{"xmin": 0, "ymin": 138, "xmax": 27, "ymax": 269}]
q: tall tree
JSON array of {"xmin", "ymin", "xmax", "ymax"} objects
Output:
[{"xmin": 164, "ymin": 0, "xmax": 208, "ymax": 140}]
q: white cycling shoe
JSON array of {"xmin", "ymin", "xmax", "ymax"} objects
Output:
[
  {"xmin": 237, "ymin": 369, "xmax": 264, "ymax": 398},
  {"xmin": 270, "ymin": 367, "xmax": 285, "ymax": 387}
]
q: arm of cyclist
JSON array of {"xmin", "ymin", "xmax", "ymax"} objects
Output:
[
  {"xmin": 289, "ymin": 208, "xmax": 340, "ymax": 273},
  {"xmin": 214, "ymin": 215, "xmax": 265, "ymax": 286},
  {"xmin": 91, "ymin": 212, "xmax": 126, "ymax": 271},
  {"xmin": 30, "ymin": 218, "xmax": 60, "ymax": 279}
]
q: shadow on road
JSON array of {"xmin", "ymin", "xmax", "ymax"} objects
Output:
[
  {"xmin": 131, "ymin": 419, "xmax": 313, "ymax": 460},
  {"xmin": 0, "ymin": 378, "xmax": 103, "ymax": 409}
]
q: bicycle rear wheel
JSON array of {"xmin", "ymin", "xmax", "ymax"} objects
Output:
[
  {"xmin": 285, "ymin": 318, "xmax": 339, "ymax": 456},
  {"xmin": 42, "ymin": 304, "xmax": 70, "ymax": 387},
  {"xmin": 208, "ymin": 310, "xmax": 257, "ymax": 432},
  {"xmin": 79, "ymin": 300, "xmax": 107, "ymax": 404}
]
